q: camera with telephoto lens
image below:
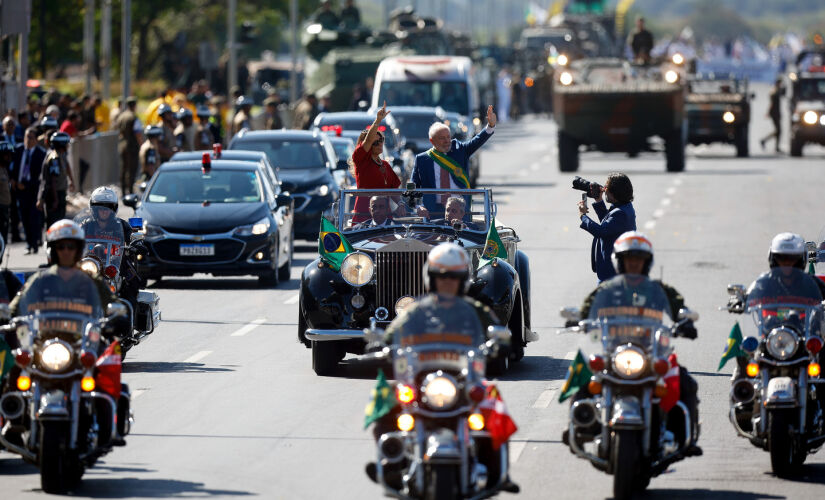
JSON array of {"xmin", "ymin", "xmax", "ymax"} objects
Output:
[{"xmin": 572, "ymin": 176, "xmax": 603, "ymax": 198}]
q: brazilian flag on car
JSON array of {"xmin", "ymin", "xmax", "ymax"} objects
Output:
[
  {"xmin": 478, "ymin": 219, "xmax": 508, "ymax": 268},
  {"xmin": 319, "ymin": 217, "xmax": 353, "ymax": 271}
]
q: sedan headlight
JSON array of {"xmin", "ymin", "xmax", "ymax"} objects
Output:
[
  {"xmin": 612, "ymin": 345, "xmax": 646, "ymax": 378},
  {"xmin": 235, "ymin": 217, "xmax": 271, "ymax": 236},
  {"xmin": 40, "ymin": 341, "xmax": 73, "ymax": 372},
  {"xmin": 766, "ymin": 327, "xmax": 798, "ymax": 360},
  {"xmin": 340, "ymin": 252, "xmax": 374, "ymax": 286},
  {"xmin": 308, "ymin": 183, "xmax": 331, "ymax": 197},
  {"xmin": 664, "ymin": 70, "xmax": 679, "ymax": 84},
  {"xmin": 803, "ymin": 110, "xmax": 819, "ymax": 125},
  {"xmin": 723, "ymin": 111, "xmax": 735, "ymax": 123},
  {"xmin": 559, "ymin": 71, "xmax": 573, "ymax": 86},
  {"xmin": 422, "ymin": 372, "xmax": 458, "ymax": 409}
]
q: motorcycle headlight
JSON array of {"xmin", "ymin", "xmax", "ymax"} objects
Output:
[
  {"xmin": 723, "ymin": 111, "xmax": 735, "ymax": 123},
  {"xmin": 612, "ymin": 345, "xmax": 646, "ymax": 379},
  {"xmin": 235, "ymin": 217, "xmax": 270, "ymax": 236},
  {"xmin": 557, "ymin": 54, "xmax": 569, "ymax": 66},
  {"xmin": 559, "ymin": 71, "xmax": 573, "ymax": 86},
  {"xmin": 340, "ymin": 252, "xmax": 374, "ymax": 287},
  {"xmin": 766, "ymin": 327, "xmax": 798, "ymax": 360},
  {"xmin": 80, "ymin": 258, "xmax": 100, "ymax": 277},
  {"xmin": 422, "ymin": 372, "xmax": 458, "ymax": 409},
  {"xmin": 40, "ymin": 341, "xmax": 73, "ymax": 372},
  {"xmin": 803, "ymin": 110, "xmax": 818, "ymax": 125}
]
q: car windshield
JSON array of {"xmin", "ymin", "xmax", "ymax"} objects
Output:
[
  {"xmin": 146, "ymin": 169, "xmax": 262, "ymax": 203},
  {"xmin": 233, "ymin": 139, "xmax": 326, "ymax": 169},
  {"xmin": 338, "ymin": 188, "xmax": 489, "ymax": 232},
  {"xmin": 330, "ymin": 139, "xmax": 354, "ymax": 162},
  {"xmin": 377, "ymin": 81, "xmax": 469, "ymax": 115},
  {"xmin": 797, "ymin": 79, "xmax": 825, "ymax": 100},
  {"xmin": 392, "ymin": 113, "xmax": 437, "ymax": 140}
]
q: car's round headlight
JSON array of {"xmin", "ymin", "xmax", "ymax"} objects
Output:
[
  {"xmin": 340, "ymin": 252, "xmax": 374, "ymax": 286},
  {"xmin": 395, "ymin": 295, "xmax": 415, "ymax": 315},
  {"xmin": 557, "ymin": 54, "xmax": 569, "ymax": 66},
  {"xmin": 612, "ymin": 345, "xmax": 646, "ymax": 378},
  {"xmin": 723, "ymin": 111, "xmax": 735, "ymax": 123},
  {"xmin": 422, "ymin": 372, "xmax": 458, "ymax": 409},
  {"xmin": 40, "ymin": 341, "xmax": 73, "ymax": 372},
  {"xmin": 803, "ymin": 110, "xmax": 818, "ymax": 125},
  {"xmin": 80, "ymin": 258, "xmax": 100, "ymax": 277},
  {"xmin": 559, "ymin": 71, "xmax": 573, "ymax": 86},
  {"xmin": 665, "ymin": 70, "xmax": 679, "ymax": 84},
  {"xmin": 766, "ymin": 327, "xmax": 798, "ymax": 360}
]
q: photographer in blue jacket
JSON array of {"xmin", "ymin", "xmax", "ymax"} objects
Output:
[{"xmin": 577, "ymin": 172, "xmax": 636, "ymax": 282}]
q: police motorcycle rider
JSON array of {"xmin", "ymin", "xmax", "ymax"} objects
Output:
[
  {"xmin": 365, "ymin": 242, "xmax": 520, "ymax": 495},
  {"xmin": 565, "ymin": 231, "xmax": 702, "ymax": 456}
]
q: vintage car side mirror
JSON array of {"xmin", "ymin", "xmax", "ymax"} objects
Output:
[
  {"xmin": 276, "ymin": 193, "xmax": 292, "ymax": 208},
  {"xmin": 727, "ymin": 284, "xmax": 745, "ymax": 297},
  {"xmin": 677, "ymin": 308, "xmax": 699, "ymax": 322},
  {"xmin": 122, "ymin": 193, "xmax": 139, "ymax": 209},
  {"xmin": 336, "ymin": 159, "xmax": 348, "ymax": 171},
  {"xmin": 560, "ymin": 306, "xmax": 581, "ymax": 322}
]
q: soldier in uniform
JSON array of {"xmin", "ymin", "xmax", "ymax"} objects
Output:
[
  {"xmin": 139, "ymin": 126, "xmax": 163, "ymax": 184},
  {"xmin": 232, "ymin": 96, "xmax": 254, "ymax": 137},
  {"xmin": 194, "ymin": 106, "xmax": 216, "ymax": 151},
  {"xmin": 36, "ymin": 132, "xmax": 75, "ymax": 226},
  {"xmin": 174, "ymin": 107, "xmax": 195, "ymax": 152},
  {"xmin": 629, "ymin": 16, "xmax": 654, "ymax": 64},
  {"xmin": 116, "ymin": 97, "xmax": 140, "ymax": 194},
  {"xmin": 263, "ymin": 95, "xmax": 283, "ymax": 130},
  {"xmin": 293, "ymin": 93, "xmax": 319, "ymax": 130},
  {"xmin": 156, "ymin": 103, "xmax": 177, "ymax": 162}
]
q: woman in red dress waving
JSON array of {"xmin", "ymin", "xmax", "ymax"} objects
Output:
[{"xmin": 349, "ymin": 102, "xmax": 400, "ymax": 223}]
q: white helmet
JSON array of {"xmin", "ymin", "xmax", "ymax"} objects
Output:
[
  {"xmin": 46, "ymin": 219, "xmax": 85, "ymax": 265},
  {"xmin": 90, "ymin": 186, "xmax": 118, "ymax": 212},
  {"xmin": 422, "ymin": 242, "xmax": 471, "ymax": 294},
  {"xmin": 611, "ymin": 231, "xmax": 654, "ymax": 275},
  {"xmin": 769, "ymin": 232, "xmax": 805, "ymax": 269}
]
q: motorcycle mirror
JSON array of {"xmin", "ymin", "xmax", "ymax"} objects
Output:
[
  {"xmin": 106, "ymin": 302, "xmax": 128, "ymax": 318},
  {"xmin": 727, "ymin": 284, "xmax": 745, "ymax": 296},
  {"xmin": 487, "ymin": 325, "xmax": 511, "ymax": 345},
  {"xmin": 559, "ymin": 306, "xmax": 581, "ymax": 321},
  {"xmin": 0, "ymin": 303, "xmax": 10, "ymax": 322},
  {"xmin": 678, "ymin": 308, "xmax": 699, "ymax": 322}
]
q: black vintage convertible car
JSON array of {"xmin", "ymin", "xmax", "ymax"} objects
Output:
[{"xmin": 298, "ymin": 187, "xmax": 536, "ymax": 375}]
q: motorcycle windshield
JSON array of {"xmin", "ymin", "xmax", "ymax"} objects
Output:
[
  {"xmin": 15, "ymin": 270, "xmax": 103, "ymax": 323},
  {"xmin": 587, "ymin": 275, "xmax": 670, "ymax": 350},
  {"xmin": 74, "ymin": 207, "xmax": 124, "ymax": 271},
  {"xmin": 745, "ymin": 267, "xmax": 824, "ymax": 338}
]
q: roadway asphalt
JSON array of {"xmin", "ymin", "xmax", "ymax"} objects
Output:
[{"xmin": 1, "ymin": 82, "xmax": 824, "ymax": 498}]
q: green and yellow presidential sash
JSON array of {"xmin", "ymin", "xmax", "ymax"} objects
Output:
[{"xmin": 427, "ymin": 148, "xmax": 470, "ymax": 189}]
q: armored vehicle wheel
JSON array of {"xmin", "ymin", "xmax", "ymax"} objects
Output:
[
  {"xmin": 558, "ymin": 131, "xmax": 579, "ymax": 172},
  {"xmin": 790, "ymin": 136, "xmax": 803, "ymax": 157},
  {"xmin": 665, "ymin": 128, "xmax": 685, "ymax": 172},
  {"xmin": 735, "ymin": 126, "xmax": 749, "ymax": 157},
  {"xmin": 312, "ymin": 340, "xmax": 342, "ymax": 375}
]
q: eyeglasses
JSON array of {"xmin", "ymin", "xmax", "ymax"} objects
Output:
[{"xmin": 55, "ymin": 242, "xmax": 79, "ymax": 251}]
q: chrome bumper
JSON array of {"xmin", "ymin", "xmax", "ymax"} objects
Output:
[{"xmin": 304, "ymin": 328, "xmax": 365, "ymax": 341}]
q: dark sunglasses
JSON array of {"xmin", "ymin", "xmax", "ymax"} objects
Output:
[{"xmin": 55, "ymin": 242, "xmax": 79, "ymax": 251}]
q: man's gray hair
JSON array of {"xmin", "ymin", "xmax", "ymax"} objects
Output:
[
  {"xmin": 445, "ymin": 196, "xmax": 465, "ymax": 209},
  {"xmin": 428, "ymin": 122, "xmax": 450, "ymax": 139}
]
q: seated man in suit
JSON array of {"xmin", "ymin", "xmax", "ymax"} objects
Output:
[
  {"xmin": 430, "ymin": 196, "xmax": 478, "ymax": 230},
  {"xmin": 352, "ymin": 196, "xmax": 395, "ymax": 229},
  {"xmin": 411, "ymin": 105, "xmax": 497, "ymax": 215}
]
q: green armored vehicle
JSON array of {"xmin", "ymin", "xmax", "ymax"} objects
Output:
[
  {"xmin": 685, "ymin": 75, "xmax": 752, "ymax": 157},
  {"xmin": 553, "ymin": 57, "xmax": 686, "ymax": 172},
  {"xmin": 788, "ymin": 49, "xmax": 825, "ymax": 157}
]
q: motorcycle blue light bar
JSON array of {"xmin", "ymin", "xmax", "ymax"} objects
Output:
[
  {"xmin": 742, "ymin": 336, "xmax": 759, "ymax": 353},
  {"xmin": 129, "ymin": 217, "xmax": 144, "ymax": 229}
]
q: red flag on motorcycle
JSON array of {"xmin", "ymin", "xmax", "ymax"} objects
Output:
[
  {"xmin": 479, "ymin": 384, "xmax": 517, "ymax": 450},
  {"xmin": 95, "ymin": 342, "xmax": 122, "ymax": 399},
  {"xmin": 660, "ymin": 354, "xmax": 681, "ymax": 413}
]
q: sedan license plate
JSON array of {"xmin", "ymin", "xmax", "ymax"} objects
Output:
[{"xmin": 179, "ymin": 243, "xmax": 214, "ymax": 256}]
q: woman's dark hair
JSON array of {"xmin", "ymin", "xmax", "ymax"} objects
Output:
[
  {"xmin": 605, "ymin": 172, "xmax": 633, "ymax": 204},
  {"xmin": 348, "ymin": 129, "xmax": 384, "ymax": 175}
]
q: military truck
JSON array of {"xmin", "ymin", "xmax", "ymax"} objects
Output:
[
  {"xmin": 787, "ymin": 49, "xmax": 825, "ymax": 157},
  {"xmin": 685, "ymin": 75, "xmax": 752, "ymax": 157},
  {"xmin": 553, "ymin": 57, "xmax": 686, "ymax": 172}
]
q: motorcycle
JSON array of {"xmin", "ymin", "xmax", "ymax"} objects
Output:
[
  {"xmin": 74, "ymin": 207, "xmax": 160, "ymax": 355},
  {"xmin": 0, "ymin": 305, "xmax": 132, "ymax": 493},
  {"xmin": 363, "ymin": 322, "xmax": 515, "ymax": 499},
  {"xmin": 724, "ymin": 266, "xmax": 825, "ymax": 476},
  {"xmin": 559, "ymin": 277, "xmax": 700, "ymax": 500}
]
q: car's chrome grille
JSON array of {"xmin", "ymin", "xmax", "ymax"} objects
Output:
[{"xmin": 376, "ymin": 250, "xmax": 428, "ymax": 320}]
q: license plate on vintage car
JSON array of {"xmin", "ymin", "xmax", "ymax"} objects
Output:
[{"xmin": 179, "ymin": 243, "xmax": 215, "ymax": 256}]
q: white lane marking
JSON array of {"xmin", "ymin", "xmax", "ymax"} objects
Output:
[
  {"xmin": 666, "ymin": 187, "xmax": 676, "ymax": 195},
  {"xmin": 660, "ymin": 198, "xmax": 671, "ymax": 206},
  {"xmin": 284, "ymin": 294, "xmax": 299, "ymax": 305},
  {"xmin": 518, "ymin": 169, "xmax": 529, "ymax": 177},
  {"xmin": 652, "ymin": 208, "xmax": 665, "ymax": 219},
  {"xmin": 532, "ymin": 389, "xmax": 558, "ymax": 409},
  {"xmin": 673, "ymin": 177, "xmax": 683, "ymax": 186},
  {"xmin": 230, "ymin": 318, "xmax": 267, "ymax": 337},
  {"xmin": 564, "ymin": 351, "xmax": 576, "ymax": 360},
  {"xmin": 644, "ymin": 220, "xmax": 657, "ymax": 230},
  {"xmin": 511, "ymin": 441, "xmax": 527, "ymax": 462},
  {"xmin": 183, "ymin": 350, "xmax": 212, "ymax": 363},
  {"xmin": 530, "ymin": 162, "xmax": 540, "ymax": 171},
  {"xmin": 131, "ymin": 390, "xmax": 145, "ymax": 399}
]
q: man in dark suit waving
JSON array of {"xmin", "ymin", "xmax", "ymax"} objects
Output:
[
  {"xmin": 13, "ymin": 127, "xmax": 46, "ymax": 253},
  {"xmin": 411, "ymin": 105, "xmax": 496, "ymax": 215}
]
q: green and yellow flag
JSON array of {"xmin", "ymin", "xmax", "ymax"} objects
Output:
[
  {"xmin": 559, "ymin": 350, "xmax": 593, "ymax": 402},
  {"xmin": 0, "ymin": 336, "xmax": 14, "ymax": 379},
  {"xmin": 319, "ymin": 217, "xmax": 354, "ymax": 271},
  {"xmin": 718, "ymin": 321, "xmax": 745, "ymax": 371},
  {"xmin": 364, "ymin": 369, "xmax": 397, "ymax": 429},
  {"xmin": 479, "ymin": 219, "xmax": 508, "ymax": 268},
  {"xmin": 427, "ymin": 148, "xmax": 470, "ymax": 189}
]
